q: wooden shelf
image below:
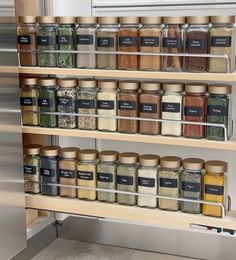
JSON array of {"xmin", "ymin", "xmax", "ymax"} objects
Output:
[
  {"xmin": 18, "ymin": 67, "xmax": 236, "ymax": 82},
  {"xmin": 25, "ymin": 194, "xmax": 236, "ymax": 230},
  {"xmin": 22, "ymin": 126, "xmax": 236, "ymax": 151}
]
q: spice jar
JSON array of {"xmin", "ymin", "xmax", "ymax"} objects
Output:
[
  {"xmin": 40, "ymin": 146, "xmax": 60, "ymax": 196},
  {"xmin": 139, "ymin": 17, "xmax": 162, "ymax": 71},
  {"xmin": 184, "ymin": 16, "xmax": 210, "ymax": 72},
  {"xmin": 162, "ymin": 16, "xmax": 185, "ymax": 72},
  {"xmin": 76, "ymin": 16, "xmax": 97, "ymax": 69},
  {"xmin": 159, "ymin": 156, "xmax": 181, "ymax": 211},
  {"xmin": 118, "ymin": 81, "xmax": 139, "ymax": 134},
  {"xmin": 206, "ymin": 84, "xmax": 232, "ymax": 141},
  {"xmin": 118, "ymin": 17, "xmax": 140, "ymax": 70},
  {"xmin": 139, "ymin": 82, "xmax": 162, "ymax": 135},
  {"xmin": 17, "ymin": 16, "xmax": 37, "ymax": 66},
  {"xmin": 97, "ymin": 150, "xmax": 118, "ymax": 203},
  {"xmin": 77, "ymin": 149, "xmax": 98, "ymax": 201},
  {"xmin": 38, "ymin": 78, "xmax": 58, "ymax": 128},
  {"xmin": 37, "ymin": 16, "xmax": 58, "ymax": 67},
  {"xmin": 181, "ymin": 158, "xmax": 204, "ymax": 214},
  {"xmin": 57, "ymin": 78, "xmax": 77, "ymax": 129},
  {"xmin": 57, "ymin": 16, "xmax": 76, "ymax": 68},
  {"xmin": 24, "ymin": 144, "xmax": 41, "ymax": 194},
  {"xmin": 97, "ymin": 80, "xmax": 117, "ymax": 132},
  {"xmin": 20, "ymin": 77, "xmax": 39, "ymax": 126},
  {"xmin": 161, "ymin": 82, "xmax": 184, "ymax": 136},
  {"xmin": 138, "ymin": 154, "xmax": 159, "ymax": 208},
  {"xmin": 203, "ymin": 160, "xmax": 227, "ymax": 217},
  {"xmin": 59, "ymin": 147, "xmax": 79, "ymax": 198},
  {"xmin": 183, "ymin": 83, "xmax": 207, "ymax": 139},
  {"xmin": 77, "ymin": 79, "xmax": 97, "ymax": 130},
  {"xmin": 97, "ymin": 17, "xmax": 119, "ymax": 70},
  {"xmin": 209, "ymin": 16, "xmax": 235, "ymax": 73},
  {"xmin": 117, "ymin": 152, "xmax": 139, "ymax": 206}
]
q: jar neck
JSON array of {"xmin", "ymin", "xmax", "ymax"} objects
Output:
[
  {"xmin": 78, "ymin": 24, "xmax": 97, "ymax": 28},
  {"xmin": 20, "ymin": 23, "xmax": 36, "ymax": 27},
  {"xmin": 119, "ymin": 162, "xmax": 136, "ymax": 166},
  {"xmin": 142, "ymin": 24, "xmax": 162, "ymax": 28},
  {"xmin": 184, "ymin": 169, "xmax": 203, "ymax": 173},
  {"xmin": 209, "ymin": 93, "xmax": 228, "ymax": 97},
  {"xmin": 119, "ymin": 89, "xmax": 138, "ymax": 93},
  {"xmin": 161, "ymin": 167, "xmax": 180, "ymax": 171},
  {"xmin": 120, "ymin": 24, "xmax": 140, "ymax": 28},
  {"xmin": 99, "ymin": 24, "xmax": 119, "ymax": 28}
]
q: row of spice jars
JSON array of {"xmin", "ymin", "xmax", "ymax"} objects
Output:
[
  {"xmin": 24, "ymin": 145, "xmax": 227, "ymax": 218},
  {"xmin": 17, "ymin": 15, "xmax": 235, "ymax": 73},
  {"xmin": 20, "ymin": 78, "xmax": 232, "ymax": 141}
]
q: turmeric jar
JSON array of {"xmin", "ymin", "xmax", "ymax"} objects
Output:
[{"xmin": 203, "ymin": 160, "xmax": 227, "ymax": 217}]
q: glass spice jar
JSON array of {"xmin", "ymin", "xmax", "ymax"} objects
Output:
[
  {"xmin": 181, "ymin": 158, "xmax": 204, "ymax": 214},
  {"xmin": 24, "ymin": 144, "xmax": 42, "ymax": 194},
  {"xmin": 117, "ymin": 152, "xmax": 139, "ymax": 206},
  {"xmin": 76, "ymin": 16, "xmax": 97, "ymax": 69},
  {"xmin": 38, "ymin": 78, "xmax": 58, "ymax": 128},
  {"xmin": 203, "ymin": 160, "xmax": 227, "ymax": 218},
  {"xmin": 206, "ymin": 84, "xmax": 232, "ymax": 141},
  {"xmin": 138, "ymin": 154, "xmax": 159, "ymax": 208},
  {"xmin": 77, "ymin": 149, "xmax": 98, "ymax": 201},
  {"xmin": 57, "ymin": 16, "xmax": 76, "ymax": 68},
  {"xmin": 97, "ymin": 150, "xmax": 118, "ymax": 203},
  {"xmin": 162, "ymin": 16, "xmax": 185, "ymax": 72},
  {"xmin": 139, "ymin": 82, "xmax": 162, "ymax": 135},
  {"xmin": 118, "ymin": 81, "xmax": 139, "ymax": 134},
  {"xmin": 97, "ymin": 80, "xmax": 117, "ymax": 132},
  {"xmin": 183, "ymin": 83, "xmax": 207, "ymax": 139},
  {"xmin": 57, "ymin": 78, "xmax": 77, "ymax": 129},
  {"xmin": 40, "ymin": 146, "xmax": 60, "ymax": 196},
  {"xmin": 159, "ymin": 156, "xmax": 181, "ymax": 211},
  {"xmin": 139, "ymin": 16, "xmax": 162, "ymax": 71},
  {"xmin": 17, "ymin": 16, "xmax": 37, "ymax": 66},
  {"xmin": 20, "ymin": 77, "xmax": 39, "ymax": 126},
  {"xmin": 77, "ymin": 79, "xmax": 97, "ymax": 130},
  {"xmin": 37, "ymin": 16, "xmax": 58, "ymax": 67},
  {"xmin": 118, "ymin": 17, "xmax": 140, "ymax": 70},
  {"xmin": 161, "ymin": 82, "xmax": 184, "ymax": 136},
  {"xmin": 59, "ymin": 147, "xmax": 79, "ymax": 198},
  {"xmin": 184, "ymin": 16, "xmax": 210, "ymax": 72},
  {"xmin": 97, "ymin": 16, "xmax": 119, "ymax": 70}
]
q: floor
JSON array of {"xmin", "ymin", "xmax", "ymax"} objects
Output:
[{"xmin": 30, "ymin": 239, "xmax": 197, "ymax": 260}]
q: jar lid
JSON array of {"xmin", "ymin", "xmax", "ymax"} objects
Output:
[
  {"xmin": 187, "ymin": 16, "xmax": 210, "ymax": 24},
  {"xmin": 163, "ymin": 82, "xmax": 184, "ymax": 92},
  {"xmin": 79, "ymin": 79, "xmax": 97, "ymax": 88},
  {"xmin": 18, "ymin": 16, "xmax": 36, "ymax": 24},
  {"xmin": 38, "ymin": 16, "xmax": 56, "ymax": 24},
  {"xmin": 160, "ymin": 156, "xmax": 182, "ymax": 169},
  {"xmin": 57, "ymin": 16, "xmax": 76, "ymax": 24},
  {"xmin": 119, "ymin": 17, "xmax": 140, "ymax": 24},
  {"xmin": 205, "ymin": 160, "xmax": 227, "ymax": 173},
  {"xmin": 141, "ymin": 16, "xmax": 162, "ymax": 24},
  {"xmin": 119, "ymin": 81, "xmax": 139, "ymax": 90},
  {"xmin": 24, "ymin": 144, "xmax": 42, "ymax": 155},
  {"xmin": 42, "ymin": 146, "xmax": 60, "ymax": 157},
  {"xmin": 163, "ymin": 16, "xmax": 185, "ymax": 24},
  {"xmin": 208, "ymin": 84, "xmax": 232, "ymax": 95},
  {"xmin": 139, "ymin": 154, "xmax": 160, "ymax": 166},
  {"xmin": 99, "ymin": 150, "xmax": 119, "ymax": 162},
  {"xmin": 119, "ymin": 152, "xmax": 139, "ymax": 164},
  {"xmin": 38, "ymin": 78, "xmax": 57, "ymax": 86},
  {"xmin": 61, "ymin": 147, "xmax": 79, "ymax": 159},
  {"xmin": 98, "ymin": 16, "xmax": 118, "ymax": 24},
  {"xmin": 141, "ymin": 82, "xmax": 162, "ymax": 91},
  {"xmin": 211, "ymin": 16, "xmax": 235, "ymax": 24},
  {"xmin": 77, "ymin": 16, "xmax": 97, "ymax": 24},
  {"xmin": 20, "ymin": 77, "xmax": 38, "ymax": 85},
  {"xmin": 98, "ymin": 80, "xmax": 118, "ymax": 90},
  {"xmin": 185, "ymin": 83, "xmax": 207, "ymax": 93},
  {"xmin": 78, "ymin": 149, "xmax": 98, "ymax": 160},
  {"xmin": 182, "ymin": 158, "xmax": 204, "ymax": 171},
  {"xmin": 58, "ymin": 78, "xmax": 77, "ymax": 88}
]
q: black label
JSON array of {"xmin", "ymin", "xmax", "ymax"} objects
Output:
[
  {"xmin": 24, "ymin": 165, "xmax": 36, "ymax": 175},
  {"xmin": 20, "ymin": 97, "xmax": 36, "ymax": 106},
  {"xmin": 97, "ymin": 172, "xmax": 113, "ymax": 183},
  {"xmin": 160, "ymin": 178, "xmax": 177, "ymax": 188},
  {"xmin": 118, "ymin": 101, "xmax": 136, "ymax": 110},
  {"xmin": 97, "ymin": 100, "xmax": 115, "ymax": 110},
  {"xmin": 163, "ymin": 38, "xmax": 182, "ymax": 48},
  {"xmin": 77, "ymin": 171, "xmax": 93, "ymax": 180},
  {"xmin": 184, "ymin": 106, "xmax": 203, "ymax": 117},
  {"xmin": 58, "ymin": 96, "xmax": 73, "ymax": 106},
  {"xmin": 97, "ymin": 37, "xmax": 114, "ymax": 47},
  {"xmin": 77, "ymin": 35, "xmax": 94, "ymax": 45},
  {"xmin": 37, "ymin": 36, "xmax": 53, "ymax": 46},
  {"xmin": 187, "ymin": 39, "xmax": 204, "ymax": 49},
  {"xmin": 58, "ymin": 35, "xmax": 73, "ymax": 45},
  {"xmin": 117, "ymin": 175, "xmax": 133, "ymax": 185},
  {"xmin": 182, "ymin": 182, "xmax": 201, "ymax": 192},
  {"xmin": 18, "ymin": 35, "xmax": 31, "ymax": 44},
  {"xmin": 119, "ymin": 36, "xmax": 137, "ymax": 47},
  {"xmin": 138, "ymin": 177, "xmax": 155, "ymax": 187},
  {"xmin": 141, "ymin": 36, "xmax": 159, "ymax": 47},
  {"xmin": 60, "ymin": 169, "xmax": 76, "ymax": 179},
  {"xmin": 140, "ymin": 103, "xmax": 157, "ymax": 113},
  {"xmin": 38, "ymin": 98, "xmax": 53, "ymax": 108},
  {"xmin": 162, "ymin": 102, "xmax": 180, "ymax": 113},
  {"xmin": 78, "ymin": 99, "xmax": 95, "ymax": 109},
  {"xmin": 205, "ymin": 184, "xmax": 224, "ymax": 196},
  {"xmin": 40, "ymin": 168, "xmax": 52, "ymax": 177},
  {"xmin": 211, "ymin": 36, "xmax": 231, "ymax": 47},
  {"xmin": 207, "ymin": 105, "xmax": 227, "ymax": 116}
]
